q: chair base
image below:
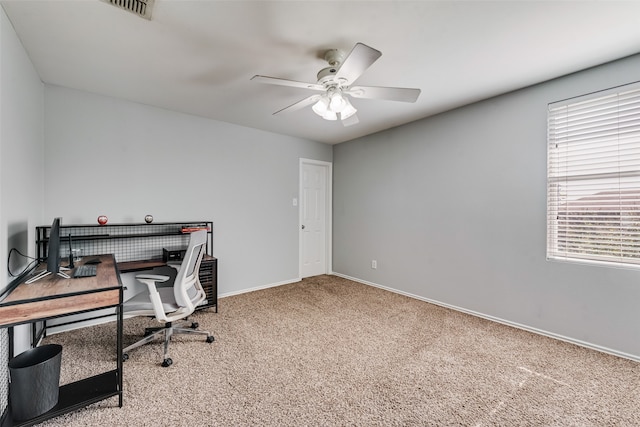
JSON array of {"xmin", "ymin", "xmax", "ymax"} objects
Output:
[{"xmin": 123, "ymin": 319, "xmax": 214, "ymax": 367}]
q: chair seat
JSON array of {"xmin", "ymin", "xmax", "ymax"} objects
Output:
[{"xmin": 124, "ymin": 287, "xmax": 179, "ymax": 314}]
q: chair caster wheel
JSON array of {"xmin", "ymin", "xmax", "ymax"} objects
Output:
[
  {"xmin": 122, "ymin": 353, "xmax": 129, "ymax": 362},
  {"xmin": 191, "ymin": 322, "xmax": 199, "ymax": 329},
  {"xmin": 206, "ymin": 335, "xmax": 215, "ymax": 343},
  {"xmin": 161, "ymin": 358, "xmax": 173, "ymax": 367}
]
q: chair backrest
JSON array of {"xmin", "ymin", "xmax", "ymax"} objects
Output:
[{"xmin": 173, "ymin": 230, "xmax": 208, "ymax": 310}]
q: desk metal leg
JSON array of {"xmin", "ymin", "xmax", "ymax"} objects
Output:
[{"xmin": 117, "ymin": 301, "xmax": 123, "ymax": 407}]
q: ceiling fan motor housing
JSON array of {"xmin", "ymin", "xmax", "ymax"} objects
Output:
[
  {"xmin": 317, "ymin": 49, "xmax": 347, "ymax": 85},
  {"xmin": 317, "ymin": 67, "xmax": 338, "ymax": 83},
  {"xmin": 324, "ymin": 49, "xmax": 344, "ymax": 67}
]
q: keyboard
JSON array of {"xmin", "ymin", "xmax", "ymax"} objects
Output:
[{"xmin": 73, "ymin": 265, "xmax": 97, "ymax": 278}]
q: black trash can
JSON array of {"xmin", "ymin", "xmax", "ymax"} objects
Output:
[{"xmin": 9, "ymin": 344, "xmax": 62, "ymax": 421}]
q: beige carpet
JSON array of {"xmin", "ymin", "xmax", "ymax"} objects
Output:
[{"xmin": 40, "ymin": 275, "xmax": 639, "ymax": 426}]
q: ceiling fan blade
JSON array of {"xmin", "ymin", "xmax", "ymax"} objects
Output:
[
  {"xmin": 273, "ymin": 94, "xmax": 321, "ymax": 115},
  {"xmin": 251, "ymin": 75, "xmax": 324, "ymax": 91},
  {"xmin": 335, "ymin": 43, "xmax": 382, "ymax": 85},
  {"xmin": 341, "ymin": 113, "xmax": 359, "ymax": 127},
  {"xmin": 347, "ymin": 86, "xmax": 421, "ymax": 103}
]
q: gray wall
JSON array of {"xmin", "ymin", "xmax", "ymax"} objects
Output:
[
  {"xmin": 333, "ymin": 54, "xmax": 640, "ymax": 360},
  {"xmin": 1, "ymin": 7, "xmax": 44, "ymax": 293},
  {"xmin": 1, "ymin": 7, "xmax": 44, "ymax": 354},
  {"xmin": 43, "ymin": 85, "xmax": 332, "ymax": 295},
  {"xmin": 1, "ymin": 6, "xmax": 45, "ymax": 410}
]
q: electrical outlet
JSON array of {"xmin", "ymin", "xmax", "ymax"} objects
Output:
[{"xmin": 371, "ymin": 260, "xmax": 377, "ymax": 269}]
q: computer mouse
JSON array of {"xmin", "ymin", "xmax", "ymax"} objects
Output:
[{"xmin": 84, "ymin": 258, "xmax": 102, "ymax": 264}]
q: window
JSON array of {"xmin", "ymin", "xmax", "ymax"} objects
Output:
[{"xmin": 547, "ymin": 82, "xmax": 640, "ymax": 268}]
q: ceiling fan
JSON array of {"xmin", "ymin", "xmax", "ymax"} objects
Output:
[{"xmin": 251, "ymin": 42, "xmax": 421, "ymax": 126}]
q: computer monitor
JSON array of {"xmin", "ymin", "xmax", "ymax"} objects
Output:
[{"xmin": 26, "ymin": 217, "xmax": 70, "ymax": 283}]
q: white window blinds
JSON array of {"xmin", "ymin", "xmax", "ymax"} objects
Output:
[{"xmin": 547, "ymin": 82, "xmax": 640, "ymax": 268}]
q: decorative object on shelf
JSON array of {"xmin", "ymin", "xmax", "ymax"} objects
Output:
[
  {"xmin": 144, "ymin": 214, "xmax": 154, "ymax": 223},
  {"xmin": 181, "ymin": 225, "xmax": 211, "ymax": 233},
  {"xmin": 97, "ymin": 215, "xmax": 108, "ymax": 225}
]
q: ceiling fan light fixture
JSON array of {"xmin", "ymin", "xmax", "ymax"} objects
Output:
[
  {"xmin": 312, "ymin": 95, "xmax": 338, "ymax": 120},
  {"xmin": 322, "ymin": 110, "xmax": 338, "ymax": 121},
  {"xmin": 340, "ymin": 98, "xmax": 357, "ymax": 120},
  {"xmin": 329, "ymin": 91, "xmax": 346, "ymax": 112},
  {"xmin": 312, "ymin": 91, "xmax": 356, "ymax": 121},
  {"xmin": 312, "ymin": 96, "xmax": 329, "ymax": 116}
]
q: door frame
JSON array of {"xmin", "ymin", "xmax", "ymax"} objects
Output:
[{"xmin": 299, "ymin": 158, "xmax": 333, "ymax": 279}]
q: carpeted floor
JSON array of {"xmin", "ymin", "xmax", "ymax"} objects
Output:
[{"xmin": 39, "ymin": 275, "xmax": 639, "ymax": 426}]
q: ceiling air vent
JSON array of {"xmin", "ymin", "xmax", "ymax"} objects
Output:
[{"xmin": 101, "ymin": 0, "xmax": 154, "ymax": 20}]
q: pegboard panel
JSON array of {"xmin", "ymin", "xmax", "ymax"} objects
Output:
[
  {"xmin": 0, "ymin": 328, "xmax": 8, "ymax": 420},
  {"xmin": 36, "ymin": 222, "xmax": 212, "ymax": 263}
]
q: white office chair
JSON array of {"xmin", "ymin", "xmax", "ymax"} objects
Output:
[{"xmin": 123, "ymin": 230, "xmax": 214, "ymax": 367}]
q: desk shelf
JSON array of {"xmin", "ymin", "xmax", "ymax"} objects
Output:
[
  {"xmin": 49, "ymin": 231, "xmax": 192, "ymax": 241},
  {"xmin": 36, "ymin": 221, "xmax": 213, "ymax": 264},
  {"xmin": 8, "ymin": 370, "xmax": 120, "ymax": 427}
]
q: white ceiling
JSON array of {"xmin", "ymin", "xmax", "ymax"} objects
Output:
[{"xmin": 3, "ymin": 1, "xmax": 640, "ymax": 145}]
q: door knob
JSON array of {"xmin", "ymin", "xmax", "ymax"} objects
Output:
[{"xmin": 301, "ymin": 225, "xmax": 305, "ymax": 230}]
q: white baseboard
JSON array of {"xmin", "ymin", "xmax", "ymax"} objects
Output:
[
  {"xmin": 218, "ymin": 277, "xmax": 301, "ymax": 299},
  {"xmin": 46, "ymin": 278, "xmax": 302, "ymax": 335},
  {"xmin": 333, "ymin": 273, "xmax": 640, "ymax": 363}
]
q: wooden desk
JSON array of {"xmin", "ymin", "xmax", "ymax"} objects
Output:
[
  {"xmin": 0, "ymin": 254, "xmax": 123, "ymax": 427},
  {"xmin": 117, "ymin": 258, "xmax": 166, "ymax": 273}
]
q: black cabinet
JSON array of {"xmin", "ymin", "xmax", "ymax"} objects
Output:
[{"xmin": 198, "ymin": 257, "xmax": 217, "ymax": 311}]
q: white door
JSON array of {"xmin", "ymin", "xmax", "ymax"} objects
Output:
[{"xmin": 300, "ymin": 160, "xmax": 331, "ymax": 278}]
